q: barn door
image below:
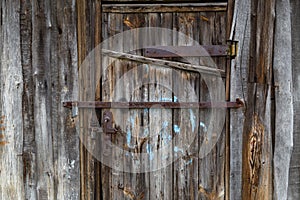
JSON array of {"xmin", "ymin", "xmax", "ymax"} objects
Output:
[{"xmin": 78, "ymin": 2, "xmax": 228, "ymax": 200}]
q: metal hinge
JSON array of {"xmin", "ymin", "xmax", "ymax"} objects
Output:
[{"xmin": 227, "ymin": 40, "xmax": 238, "ymax": 58}]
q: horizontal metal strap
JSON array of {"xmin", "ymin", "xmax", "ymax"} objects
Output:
[
  {"xmin": 63, "ymin": 99, "xmax": 244, "ymax": 109},
  {"xmin": 144, "ymin": 45, "xmax": 228, "ymax": 57}
]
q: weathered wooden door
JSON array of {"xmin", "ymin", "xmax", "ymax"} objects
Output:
[{"xmin": 79, "ymin": 2, "xmax": 228, "ymax": 199}]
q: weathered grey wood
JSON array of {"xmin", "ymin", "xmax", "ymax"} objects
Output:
[
  {"xmin": 101, "ymin": 49, "xmax": 225, "ymax": 76},
  {"xmin": 289, "ymin": 0, "xmax": 300, "ymax": 199},
  {"xmin": 55, "ymin": 1, "xmax": 80, "ymax": 199},
  {"xmin": 102, "ymin": 3, "xmax": 227, "ymax": 13},
  {"xmin": 228, "ymin": 0, "xmax": 251, "ymax": 199},
  {"xmin": 197, "ymin": 11, "xmax": 226, "ymax": 200},
  {"xmin": 273, "ymin": 1, "xmax": 293, "ymax": 199},
  {"xmin": 0, "ymin": 1, "xmax": 24, "ymax": 199}
]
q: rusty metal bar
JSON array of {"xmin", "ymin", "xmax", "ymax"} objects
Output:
[
  {"xmin": 144, "ymin": 45, "xmax": 229, "ymax": 57},
  {"xmin": 63, "ymin": 99, "xmax": 244, "ymax": 109}
]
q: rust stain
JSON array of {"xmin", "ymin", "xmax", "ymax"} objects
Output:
[
  {"xmin": 0, "ymin": 127, "xmax": 5, "ymax": 131},
  {"xmin": 0, "ymin": 134, "xmax": 4, "ymax": 139},
  {"xmin": 0, "ymin": 141, "xmax": 9, "ymax": 146}
]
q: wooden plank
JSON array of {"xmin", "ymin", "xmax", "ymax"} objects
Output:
[
  {"xmin": 173, "ymin": 12, "xmax": 200, "ymax": 200},
  {"xmin": 20, "ymin": 1, "xmax": 37, "ymax": 199},
  {"xmin": 228, "ymin": 0, "xmax": 251, "ymax": 199},
  {"xmin": 0, "ymin": 1, "xmax": 25, "ymax": 199},
  {"xmin": 55, "ymin": 0, "xmax": 80, "ymax": 199},
  {"xmin": 241, "ymin": 0, "xmax": 275, "ymax": 199},
  {"xmin": 31, "ymin": 0, "xmax": 56, "ymax": 199},
  {"xmin": 289, "ymin": 0, "xmax": 300, "ymax": 198},
  {"xmin": 102, "ymin": 3, "xmax": 227, "ymax": 13},
  {"xmin": 273, "ymin": 1, "xmax": 293, "ymax": 199},
  {"xmin": 108, "ymin": 13, "xmax": 125, "ymax": 200},
  {"xmin": 77, "ymin": 1, "xmax": 103, "ymax": 199}
]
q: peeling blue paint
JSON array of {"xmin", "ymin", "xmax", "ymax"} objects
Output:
[
  {"xmin": 146, "ymin": 143, "xmax": 154, "ymax": 160},
  {"xmin": 162, "ymin": 134, "xmax": 172, "ymax": 145},
  {"xmin": 174, "ymin": 96, "xmax": 178, "ymax": 102},
  {"xmin": 184, "ymin": 158, "xmax": 193, "ymax": 165},
  {"xmin": 126, "ymin": 128, "xmax": 131, "ymax": 146},
  {"xmin": 130, "ymin": 116, "xmax": 135, "ymax": 128},
  {"xmin": 161, "ymin": 97, "xmax": 172, "ymax": 102},
  {"xmin": 162, "ymin": 121, "xmax": 169, "ymax": 128},
  {"xmin": 160, "ymin": 96, "xmax": 178, "ymax": 102},
  {"xmin": 145, "ymin": 65, "xmax": 149, "ymax": 73},
  {"xmin": 200, "ymin": 122, "xmax": 208, "ymax": 132},
  {"xmin": 174, "ymin": 146, "xmax": 184, "ymax": 153},
  {"xmin": 173, "ymin": 125, "xmax": 180, "ymax": 134},
  {"xmin": 189, "ymin": 109, "xmax": 196, "ymax": 132}
]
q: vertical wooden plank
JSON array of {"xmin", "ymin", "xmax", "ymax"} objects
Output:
[
  {"xmin": 273, "ymin": 0, "xmax": 293, "ymax": 199},
  {"xmin": 20, "ymin": 1, "xmax": 37, "ymax": 199},
  {"xmin": 173, "ymin": 12, "xmax": 201, "ymax": 200},
  {"xmin": 197, "ymin": 11, "xmax": 226, "ymax": 200},
  {"xmin": 242, "ymin": 0, "xmax": 275, "ymax": 199},
  {"xmin": 289, "ymin": 0, "xmax": 300, "ymax": 199},
  {"xmin": 159, "ymin": 13, "xmax": 173, "ymax": 200},
  {"xmin": 101, "ymin": 12, "xmax": 113, "ymax": 200},
  {"xmin": 55, "ymin": 0, "xmax": 80, "ymax": 199},
  {"xmin": 77, "ymin": 1, "xmax": 103, "ymax": 199},
  {"xmin": 31, "ymin": 0, "xmax": 55, "ymax": 199},
  {"xmin": 109, "ymin": 13, "xmax": 124, "ymax": 200},
  {"xmin": 229, "ymin": 0, "xmax": 251, "ymax": 199},
  {"xmin": 0, "ymin": 1, "xmax": 24, "ymax": 199}
]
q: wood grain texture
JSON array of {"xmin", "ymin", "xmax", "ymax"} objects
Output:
[
  {"xmin": 228, "ymin": 0, "xmax": 251, "ymax": 199},
  {"xmin": 273, "ymin": 0, "xmax": 293, "ymax": 199},
  {"xmin": 288, "ymin": 0, "xmax": 300, "ymax": 199},
  {"xmin": 1, "ymin": 0, "xmax": 79, "ymax": 200},
  {"xmin": 0, "ymin": 1, "xmax": 24, "ymax": 199},
  {"xmin": 241, "ymin": 0, "xmax": 275, "ymax": 199}
]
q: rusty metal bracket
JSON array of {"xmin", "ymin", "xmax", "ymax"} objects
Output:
[{"xmin": 63, "ymin": 99, "xmax": 244, "ymax": 109}]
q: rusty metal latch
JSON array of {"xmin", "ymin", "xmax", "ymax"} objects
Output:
[{"xmin": 102, "ymin": 111, "xmax": 118, "ymax": 134}]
